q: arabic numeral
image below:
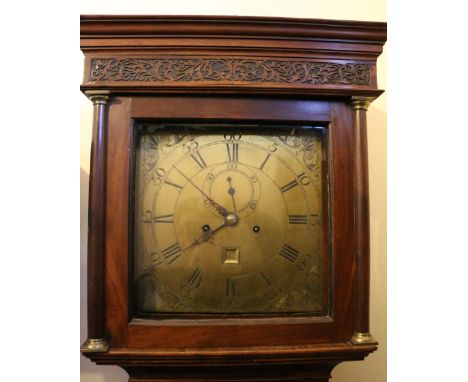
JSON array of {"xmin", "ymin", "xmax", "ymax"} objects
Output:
[
  {"xmin": 267, "ymin": 143, "xmax": 278, "ymax": 152},
  {"xmin": 224, "ymin": 133, "xmax": 242, "ymax": 141},
  {"xmin": 152, "ymin": 167, "xmax": 166, "ymax": 185},
  {"xmin": 182, "ymin": 139, "xmax": 198, "ymax": 154}
]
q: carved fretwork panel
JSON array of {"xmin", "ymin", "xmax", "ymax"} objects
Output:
[{"xmin": 87, "ymin": 58, "xmax": 371, "ymax": 86}]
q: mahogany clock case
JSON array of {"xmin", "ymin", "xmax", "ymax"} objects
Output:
[{"xmin": 80, "ymin": 15, "xmax": 386, "ymax": 381}]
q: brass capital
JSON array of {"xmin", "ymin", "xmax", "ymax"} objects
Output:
[
  {"xmin": 350, "ymin": 332, "xmax": 378, "ymax": 346},
  {"xmin": 85, "ymin": 90, "xmax": 110, "ymax": 105},
  {"xmin": 350, "ymin": 97, "xmax": 372, "ymax": 111},
  {"xmin": 80, "ymin": 338, "xmax": 109, "ymax": 353}
]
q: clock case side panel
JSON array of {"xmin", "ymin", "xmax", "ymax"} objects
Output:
[
  {"xmin": 101, "ymin": 95, "xmax": 358, "ymax": 351},
  {"xmin": 105, "ymin": 97, "xmax": 133, "ymax": 347}
]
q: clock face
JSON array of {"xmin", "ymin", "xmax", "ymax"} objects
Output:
[{"xmin": 133, "ymin": 123, "xmax": 328, "ymax": 315}]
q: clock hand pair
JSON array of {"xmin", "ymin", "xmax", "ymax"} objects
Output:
[
  {"xmin": 173, "ymin": 166, "xmax": 228, "ymax": 217},
  {"xmin": 183, "ymin": 211, "xmax": 239, "ymax": 251}
]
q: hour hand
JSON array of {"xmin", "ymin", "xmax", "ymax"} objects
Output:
[
  {"xmin": 184, "ymin": 213, "xmax": 238, "ymax": 251},
  {"xmin": 184, "ymin": 222, "xmax": 228, "ymax": 251},
  {"xmin": 183, "ymin": 234, "xmax": 209, "ymax": 252}
]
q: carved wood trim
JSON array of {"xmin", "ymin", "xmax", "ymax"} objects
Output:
[
  {"xmin": 88, "ymin": 58, "xmax": 371, "ymax": 86},
  {"xmin": 85, "ymin": 343, "xmax": 377, "ymax": 366}
]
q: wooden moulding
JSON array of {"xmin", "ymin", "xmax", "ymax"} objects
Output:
[
  {"xmin": 80, "ymin": 15, "xmax": 386, "ymax": 97},
  {"xmin": 89, "ymin": 344, "xmax": 377, "ymax": 381},
  {"xmin": 80, "ymin": 15, "xmax": 387, "ymax": 40},
  {"xmin": 89, "ymin": 343, "xmax": 378, "ymax": 366}
]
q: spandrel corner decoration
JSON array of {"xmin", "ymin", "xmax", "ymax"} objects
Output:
[{"xmin": 81, "ymin": 15, "xmax": 386, "ymax": 382}]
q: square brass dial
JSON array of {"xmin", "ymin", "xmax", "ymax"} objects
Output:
[{"xmin": 133, "ymin": 123, "xmax": 328, "ymax": 316}]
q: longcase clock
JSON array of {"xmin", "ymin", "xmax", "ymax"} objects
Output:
[{"xmin": 80, "ymin": 15, "xmax": 386, "ymax": 382}]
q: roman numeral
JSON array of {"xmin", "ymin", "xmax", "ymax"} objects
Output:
[
  {"xmin": 188, "ymin": 267, "xmax": 203, "ymax": 288},
  {"xmin": 161, "ymin": 243, "xmax": 182, "ymax": 264},
  {"xmin": 165, "ymin": 180, "xmax": 183, "ymax": 190},
  {"xmin": 278, "ymin": 244, "xmax": 300, "ymax": 263},
  {"xmin": 288, "ymin": 215, "xmax": 308, "ymax": 224},
  {"xmin": 190, "ymin": 151, "xmax": 207, "ymax": 169},
  {"xmin": 226, "ymin": 278, "xmax": 236, "ymax": 297},
  {"xmin": 226, "ymin": 143, "xmax": 239, "ymax": 163},
  {"xmin": 280, "ymin": 179, "xmax": 299, "ymax": 193},
  {"xmin": 260, "ymin": 271, "xmax": 272, "ymax": 286},
  {"xmin": 152, "ymin": 214, "xmax": 174, "ymax": 224},
  {"xmin": 259, "ymin": 153, "xmax": 271, "ymax": 171},
  {"xmin": 144, "ymin": 213, "xmax": 175, "ymax": 224}
]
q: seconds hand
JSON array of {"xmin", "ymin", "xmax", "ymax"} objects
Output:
[
  {"xmin": 172, "ymin": 166, "xmax": 228, "ymax": 217},
  {"xmin": 226, "ymin": 177, "xmax": 238, "ymax": 213}
]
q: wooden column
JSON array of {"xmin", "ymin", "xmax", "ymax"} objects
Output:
[
  {"xmin": 350, "ymin": 97, "xmax": 377, "ymax": 346},
  {"xmin": 81, "ymin": 91, "xmax": 110, "ymax": 353}
]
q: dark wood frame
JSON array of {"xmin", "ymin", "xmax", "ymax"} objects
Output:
[{"xmin": 81, "ymin": 15, "xmax": 386, "ymax": 382}]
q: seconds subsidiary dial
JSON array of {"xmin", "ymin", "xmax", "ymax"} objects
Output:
[{"xmin": 133, "ymin": 124, "xmax": 327, "ymax": 315}]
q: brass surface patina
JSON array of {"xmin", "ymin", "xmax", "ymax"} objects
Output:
[
  {"xmin": 350, "ymin": 332, "xmax": 378, "ymax": 346},
  {"xmin": 80, "ymin": 338, "xmax": 109, "ymax": 353},
  {"xmin": 133, "ymin": 124, "xmax": 326, "ymax": 315}
]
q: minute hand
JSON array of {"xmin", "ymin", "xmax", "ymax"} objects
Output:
[{"xmin": 173, "ymin": 166, "xmax": 228, "ymax": 217}]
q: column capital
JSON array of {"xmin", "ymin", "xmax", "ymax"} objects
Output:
[
  {"xmin": 350, "ymin": 96, "xmax": 374, "ymax": 111},
  {"xmin": 85, "ymin": 90, "xmax": 110, "ymax": 105}
]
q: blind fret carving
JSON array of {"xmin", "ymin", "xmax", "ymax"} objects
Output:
[{"xmin": 89, "ymin": 58, "xmax": 371, "ymax": 86}]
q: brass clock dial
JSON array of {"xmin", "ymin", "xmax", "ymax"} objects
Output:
[{"xmin": 133, "ymin": 124, "xmax": 327, "ymax": 315}]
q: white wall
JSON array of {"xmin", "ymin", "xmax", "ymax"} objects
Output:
[{"xmin": 80, "ymin": 1, "xmax": 387, "ymax": 381}]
